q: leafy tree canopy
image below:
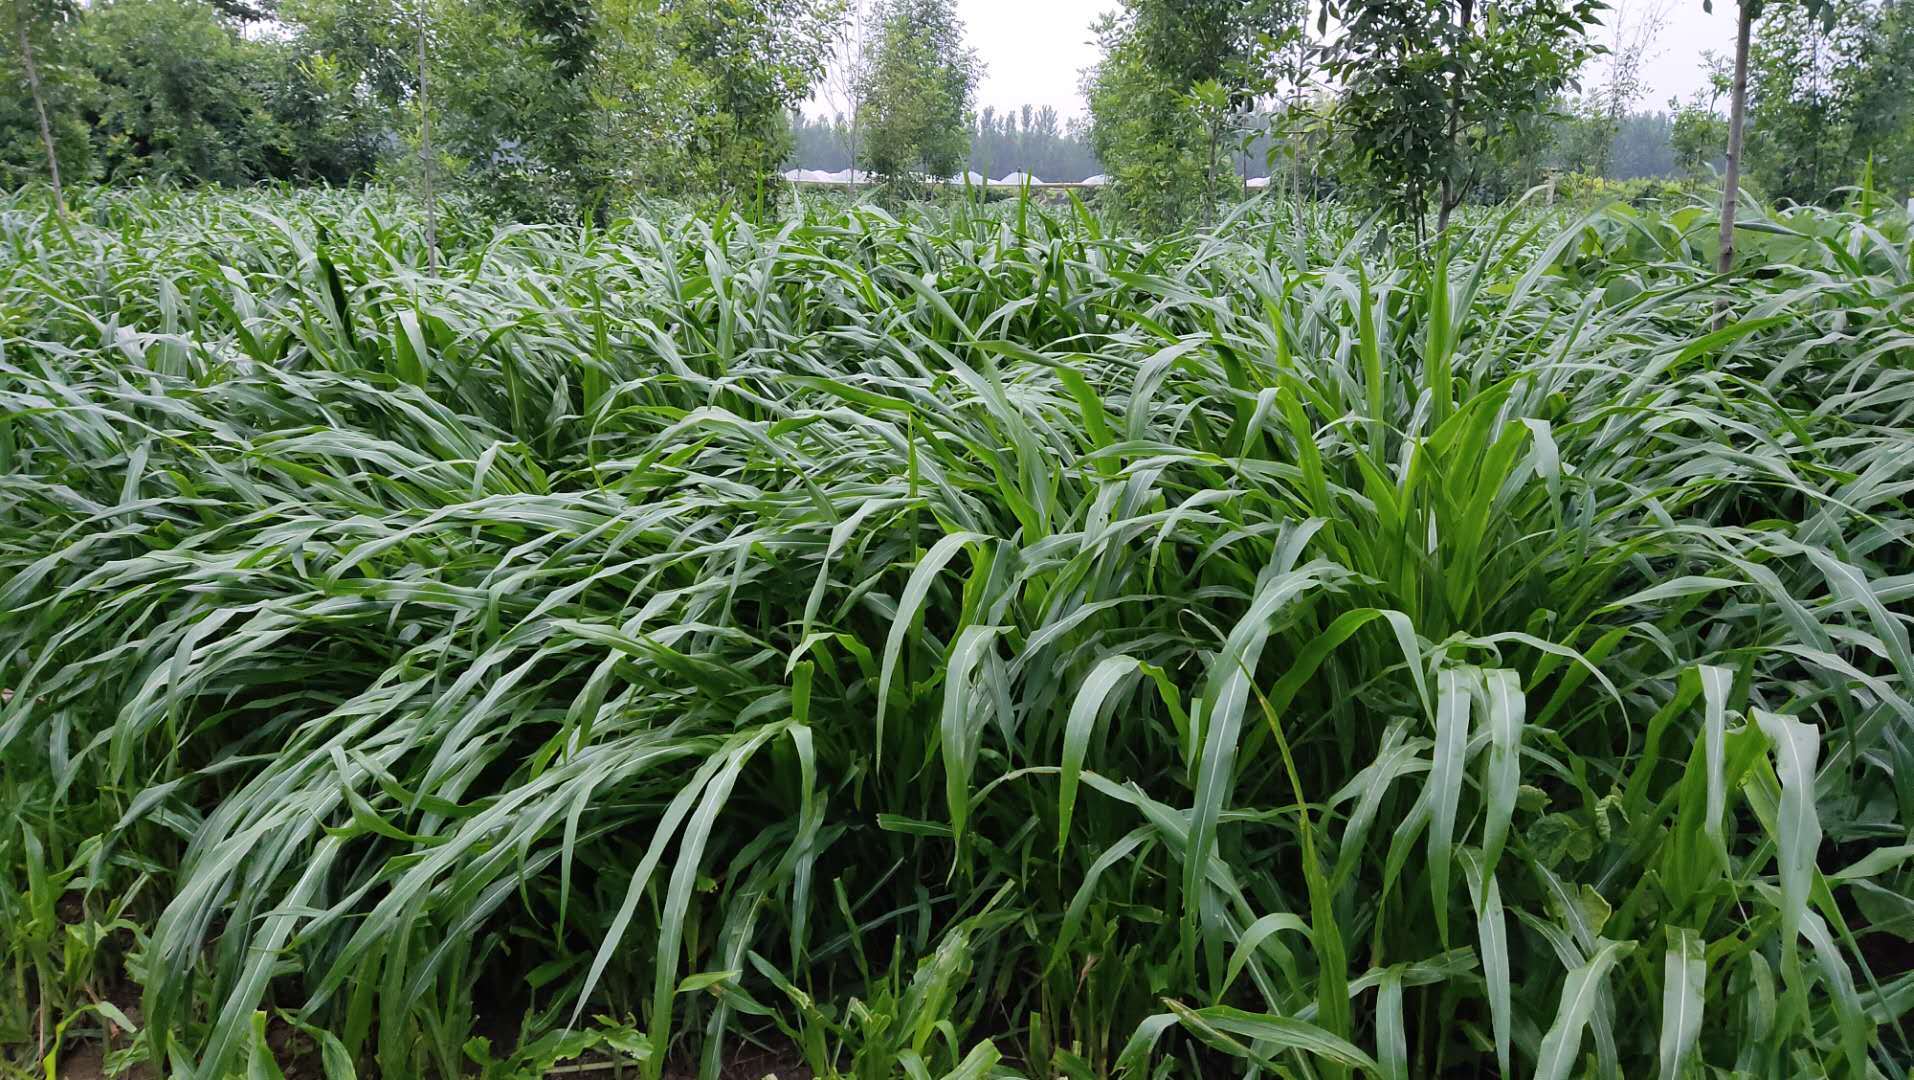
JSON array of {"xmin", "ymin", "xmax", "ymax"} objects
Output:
[{"xmin": 854, "ymin": 0, "xmax": 980, "ymax": 185}]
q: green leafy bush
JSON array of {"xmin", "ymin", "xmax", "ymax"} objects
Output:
[{"xmin": 1547, "ymin": 171, "xmax": 1709, "ymax": 207}]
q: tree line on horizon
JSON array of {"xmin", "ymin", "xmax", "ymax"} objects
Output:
[
  {"xmin": 4, "ymin": 0, "xmax": 1910, "ymax": 228},
  {"xmin": 789, "ymin": 106, "xmax": 1716, "ymax": 186},
  {"xmin": 789, "ymin": 105, "xmax": 1104, "ymax": 183}
]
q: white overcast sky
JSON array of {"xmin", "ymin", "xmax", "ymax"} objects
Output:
[{"xmin": 809, "ymin": 0, "xmax": 1732, "ymax": 121}]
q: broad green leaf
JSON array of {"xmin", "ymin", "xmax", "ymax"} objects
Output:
[
  {"xmin": 1535, "ymin": 939, "xmax": 1637, "ymax": 1080},
  {"xmin": 1657, "ymin": 927, "xmax": 1704, "ymax": 1080},
  {"xmin": 1753, "ymin": 709, "xmax": 1821, "ymax": 971},
  {"xmin": 1428, "ymin": 667, "xmax": 1476, "ymax": 945},
  {"xmin": 877, "ymin": 531, "xmax": 988, "ymax": 762},
  {"xmin": 1162, "ymin": 1000, "xmax": 1381, "ymax": 1075},
  {"xmin": 1059, "ymin": 654, "xmax": 1141, "ymax": 850}
]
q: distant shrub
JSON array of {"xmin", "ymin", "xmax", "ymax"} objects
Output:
[{"xmin": 1548, "ymin": 172, "xmax": 1707, "ymax": 208}]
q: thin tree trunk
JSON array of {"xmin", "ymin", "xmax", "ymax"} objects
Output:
[
  {"xmin": 416, "ymin": 0, "xmax": 439, "ymax": 275},
  {"xmin": 1716, "ymin": 0, "xmax": 1752, "ymax": 327},
  {"xmin": 1436, "ymin": 0, "xmax": 1474, "ymax": 233},
  {"xmin": 846, "ymin": 0, "xmax": 863, "ymax": 189},
  {"xmin": 1437, "ymin": 112, "xmax": 1459, "ymax": 231},
  {"xmin": 1207, "ymin": 127, "xmax": 1219, "ymax": 218},
  {"xmin": 1291, "ymin": 119, "xmax": 1304, "ymax": 211},
  {"xmin": 17, "ymin": 18, "xmax": 65, "ymax": 222},
  {"xmin": 1291, "ymin": 12, "xmax": 1307, "ymax": 223}
]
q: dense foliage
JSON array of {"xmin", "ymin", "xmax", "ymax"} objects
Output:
[
  {"xmin": 1742, "ymin": 0, "xmax": 1914, "ymax": 204},
  {"xmin": 0, "ymin": 0, "xmax": 840, "ymax": 220},
  {"xmin": 1322, "ymin": 0, "xmax": 1603, "ymax": 229},
  {"xmin": 1083, "ymin": 0, "xmax": 1299, "ymax": 231},
  {"xmin": 3, "ymin": 185, "xmax": 1912, "ymax": 1078},
  {"xmin": 7, "ymin": 0, "xmax": 1913, "ymax": 228},
  {"xmin": 1083, "ymin": 8, "xmax": 1210, "ymax": 231},
  {"xmin": 853, "ymin": 0, "xmax": 980, "ymax": 185},
  {"xmin": 1, "ymin": 0, "xmax": 380, "ymax": 189}
]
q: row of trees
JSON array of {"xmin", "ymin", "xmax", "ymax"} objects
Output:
[
  {"xmin": 4, "ymin": 0, "xmax": 843, "ymax": 221},
  {"xmin": 966, "ymin": 106, "xmax": 1101, "ymax": 182},
  {"xmin": 1734, "ymin": 0, "xmax": 1913, "ymax": 204},
  {"xmin": 790, "ymin": 105, "xmax": 1104, "ymax": 181},
  {"xmin": 2, "ymin": 0, "xmax": 385, "ymax": 198},
  {"xmin": 6, "ymin": 0, "xmax": 1910, "ymax": 228},
  {"xmin": 1078, "ymin": 0, "xmax": 1912, "ymax": 232},
  {"xmin": 784, "ymin": 0, "xmax": 1909, "ymax": 210},
  {"xmin": 1551, "ymin": 0, "xmax": 1914, "ymax": 205},
  {"xmin": 792, "ymin": 98, "xmax": 1754, "ymax": 195},
  {"xmin": 1081, "ymin": 0, "xmax": 1604, "ymax": 233}
]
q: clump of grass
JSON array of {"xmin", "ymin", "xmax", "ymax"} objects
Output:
[{"xmin": 2, "ymin": 184, "xmax": 1911, "ymax": 1078}]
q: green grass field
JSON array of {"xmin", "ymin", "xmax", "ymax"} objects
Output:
[{"xmin": 2, "ymin": 186, "xmax": 1911, "ymax": 1078}]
